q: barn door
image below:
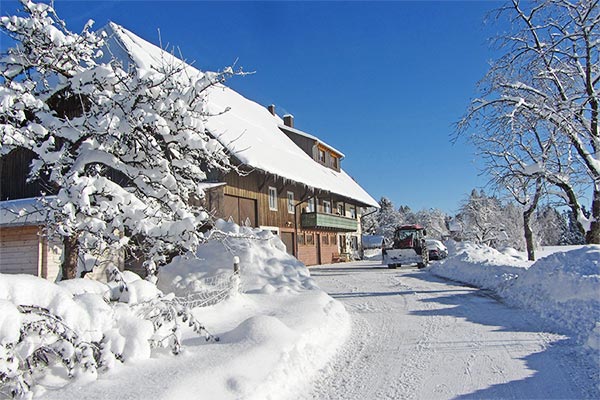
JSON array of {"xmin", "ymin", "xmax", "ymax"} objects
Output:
[{"xmin": 223, "ymin": 195, "xmax": 257, "ymax": 227}]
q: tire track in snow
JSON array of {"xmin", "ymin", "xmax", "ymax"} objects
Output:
[{"xmin": 304, "ymin": 261, "xmax": 598, "ymax": 400}]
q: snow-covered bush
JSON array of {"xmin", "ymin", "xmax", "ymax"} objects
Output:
[{"xmin": 0, "ymin": 270, "xmax": 218, "ymax": 398}]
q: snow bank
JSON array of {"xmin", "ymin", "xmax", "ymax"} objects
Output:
[
  {"xmin": 499, "ymin": 246, "xmax": 600, "ymax": 347},
  {"xmin": 430, "ymin": 244, "xmax": 600, "ymax": 351},
  {"xmin": 429, "ymin": 242, "xmax": 528, "ymax": 291},
  {"xmin": 159, "ymin": 219, "xmax": 317, "ymax": 296},
  {"xmin": 9, "ymin": 220, "xmax": 349, "ymax": 399},
  {"xmin": 153, "ymin": 219, "xmax": 350, "ymax": 400}
]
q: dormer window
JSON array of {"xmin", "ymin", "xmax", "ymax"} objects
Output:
[
  {"xmin": 331, "ymin": 156, "xmax": 339, "ymax": 170},
  {"xmin": 318, "ymin": 149, "xmax": 326, "ymax": 163}
]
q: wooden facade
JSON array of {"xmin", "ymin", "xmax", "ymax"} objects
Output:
[
  {"xmin": 0, "ymin": 225, "xmax": 61, "ymax": 280},
  {"xmin": 208, "ymin": 168, "xmax": 366, "ymax": 266}
]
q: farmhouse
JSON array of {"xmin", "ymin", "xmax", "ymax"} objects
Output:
[{"xmin": 0, "ymin": 23, "xmax": 379, "ymax": 277}]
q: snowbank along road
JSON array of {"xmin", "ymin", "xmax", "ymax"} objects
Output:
[{"xmin": 303, "ymin": 260, "xmax": 598, "ymax": 400}]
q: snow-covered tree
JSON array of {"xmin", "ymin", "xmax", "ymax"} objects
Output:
[
  {"xmin": 0, "ymin": 1, "xmax": 234, "ymax": 279},
  {"xmin": 363, "ymin": 197, "xmax": 403, "ymax": 239},
  {"xmin": 457, "ymin": 190, "xmax": 507, "ymax": 248},
  {"xmin": 533, "ymin": 205, "xmax": 568, "ymax": 246},
  {"xmin": 412, "ymin": 208, "xmax": 449, "ymax": 240},
  {"xmin": 562, "ymin": 209, "xmax": 587, "ymax": 245},
  {"xmin": 498, "ymin": 201, "xmax": 527, "ymax": 251},
  {"xmin": 460, "ymin": 0, "xmax": 600, "ymax": 244}
]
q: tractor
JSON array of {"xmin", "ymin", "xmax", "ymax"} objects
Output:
[{"xmin": 382, "ymin": 224, "xmax": 429, "ymax": 269}]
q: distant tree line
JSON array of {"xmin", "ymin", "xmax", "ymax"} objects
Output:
[{"xmin": 363, "ymin": 193, "xmax": 585, "ymax": 256}]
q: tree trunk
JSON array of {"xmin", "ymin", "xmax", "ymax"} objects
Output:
[
  {"xmin": 523, "ymin": 211, "xmax": 535, "ymax": 261},
  {"xmin": 61, "ymin": 234, "xmax": 79, "ymax": 280},
  {"xmin": 586, "ymin": 187, "xmax": 600, "ymax": 244}
]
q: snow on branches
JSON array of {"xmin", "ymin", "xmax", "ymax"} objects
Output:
[
  {"xmin": 0, "ymin": 0, "xmax": 238, "ymax": 278},
  {"xmin": 459, "ymin": 0, "xmax": 600, "ymax": 243},
  {"xmin": 0, "ymin": 268, "xmax": 223, "ymax": 399}
]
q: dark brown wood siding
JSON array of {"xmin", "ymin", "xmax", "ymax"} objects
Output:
[
  {"xmin": 281, "ymin": 131, "xmax": 315, "ymax": 159},
  {"xmin": 0, "ymin": 149, "xmax": 51, "ymax": 201}
]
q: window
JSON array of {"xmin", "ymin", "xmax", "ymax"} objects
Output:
[
  {"xmin": 331, "ymin": 156, "xmax": 339, "ymax": 170},
  {"xmin": 297, "ymin": 233, "xmax": 305, "ymax": 246},
  {"xmin": 287, "ymin": 191, "xmax": 295, "ymax": 214},
  {"xmin": 306, "ymin": 233, "xmax": 314, "ymax": 245},
  {"xmin": 322, "ymin": 235, "xmax": 329, "ymax": 245},
  {"xmin": 323, "ymin": 200, "xmax": 331, "ymax": 214},
  {"xmin": 306, "ymin": 197, "xmax": 315, "ymax": 213},
  {"xmin": 336, "ymin": 202, "xmax": 344, "ymax": 216},
  {"xmin": 332, "ymin": 235, "xmax": 337, "ymax": 245},
  {"xmin": 268, "ymin": 186, "xmax": 277, "ymax": 211},
  {"xmin": 318, "ymin": 149, "xmax": 326, "ymax": 163},
  {"xmin": 349, "ymin": 206, "xmax": 356, "ymax": 219}
]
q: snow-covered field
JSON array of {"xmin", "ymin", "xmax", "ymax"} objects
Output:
[{"xmin": 1, "ymin": 228, "xmax": 599, "ymax": 399}]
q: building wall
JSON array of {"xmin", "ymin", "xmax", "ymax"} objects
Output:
[
  {"xmin": 218, "ymin": 170, "xmax": 366, "ymax": 266},
  {"xmin": 0, "ymin": 225, "xmax": 61, "ymax": 281}
]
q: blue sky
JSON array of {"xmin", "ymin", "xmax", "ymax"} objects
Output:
[{"xmin": 1, "ymin": 1, "xmax": 504, "ymax": 214}]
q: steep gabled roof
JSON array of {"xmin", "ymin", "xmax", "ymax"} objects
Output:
[{"xmin": 101, "ymin": 23, "xmax": 379, "ymax": 208}]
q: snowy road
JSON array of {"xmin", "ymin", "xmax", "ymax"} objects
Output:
[{"xmin": 303, "ymin": 260, "xmax": 596, "ymax": 400}]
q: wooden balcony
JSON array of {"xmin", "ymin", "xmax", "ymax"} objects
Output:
[{"xmin": 301, "ymin": 212, "xmax": 358, "ymax": 232}]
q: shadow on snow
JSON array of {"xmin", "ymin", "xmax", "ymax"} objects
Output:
[{"xmin": 314, "ymin": 264, "xmax": 598, "ymax": 399}]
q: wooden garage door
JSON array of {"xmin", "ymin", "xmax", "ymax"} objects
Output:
[
  {"xmin": 0, "ymin": 225, "xmax": 40, "ymax": 275},
  {"xmin": 223, "ymin": 195, "xmax": 257, "ymax": 227}
]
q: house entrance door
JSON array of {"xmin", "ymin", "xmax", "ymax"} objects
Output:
[{"xmin": 280, "ymin": 232, "xmax": 294, "ymax": 256}]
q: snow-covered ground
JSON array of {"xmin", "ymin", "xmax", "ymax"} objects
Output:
[
  {"xmin": 429, "ymin": 243, "xmax": 600, "ymax": 352},
  {"xmin": 303, "ymin": 261, "xmax": 600, "ymax": 399},
  {"xmin": 0, "ymin": 220, "xmax": 350, "ymax": 399},
  {"xmin": 1, "ymin": 230, "xmax": 599, "ymax": 399}
]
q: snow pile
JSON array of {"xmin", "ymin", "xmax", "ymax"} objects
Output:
[
  {"xmin": 158, "ymin": 219, "xmax": 317, "ymax": 296},
  {"xmin": 430, "ymin": 244, "xmax": 600, "ymax": 350},
  {"xmin": 148, "ymin": 219, "xmax": 350, "ymax": 400},
  {"xmin": 429, "ymin": 242, "xmax": 528, "ymax": 290},
  {"xmin": 498, "ymin": 246, "xmax": 600, "ymax": 348}
]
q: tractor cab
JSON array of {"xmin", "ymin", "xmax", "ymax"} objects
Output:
[{"xmin": 382, "ymin": 224, "xmax": 429, "ymax": 269}]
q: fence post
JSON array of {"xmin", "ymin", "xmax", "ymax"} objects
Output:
[{"xmin": 233, "ymin": 256, "xmax": 240, "ymax": 275}]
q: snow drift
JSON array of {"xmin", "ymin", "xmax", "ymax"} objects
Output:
[
  {"xmin": 429, "ymin": 244, "xmax": 600, "ymax": 351},
  {"xmin": 1, "ymin": 220, "xmax": 350, "ymax": 399}
]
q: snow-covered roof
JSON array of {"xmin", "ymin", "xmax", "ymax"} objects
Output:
[
  {"xmin": 101, "ymin": 23, "xmax": 378, "ymax": 208},
  {"xmin": 0, "ymin": 197, "xmax": 48, "ymax": 226},
  {"xmin": 278, "ymin": 124, "xmax": 345, "ymax": 158}
]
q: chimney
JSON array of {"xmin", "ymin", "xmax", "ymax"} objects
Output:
[
  {"xmin": 268, "ymin": 104, "xmax": 276, "ymax": 116},
  {"xmin": 283, "ymin": 114, "xmax": 294, "ymax": 128}
]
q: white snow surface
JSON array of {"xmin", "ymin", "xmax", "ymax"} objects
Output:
[
  {"xmin": 100, "ymin": 23, "xmax": 378, "ymax": 208},
  {"xmin": 1, "ymin": 220, "xmax": 350, "ymax": 399},
  {"xmin": 429, "ymin": 243, "xmax": 600, "ymax": 351}
]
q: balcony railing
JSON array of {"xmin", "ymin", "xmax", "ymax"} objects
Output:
[{"xmin": 301, "ymin": 212, "xmax": 358, "ymax": 232}]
